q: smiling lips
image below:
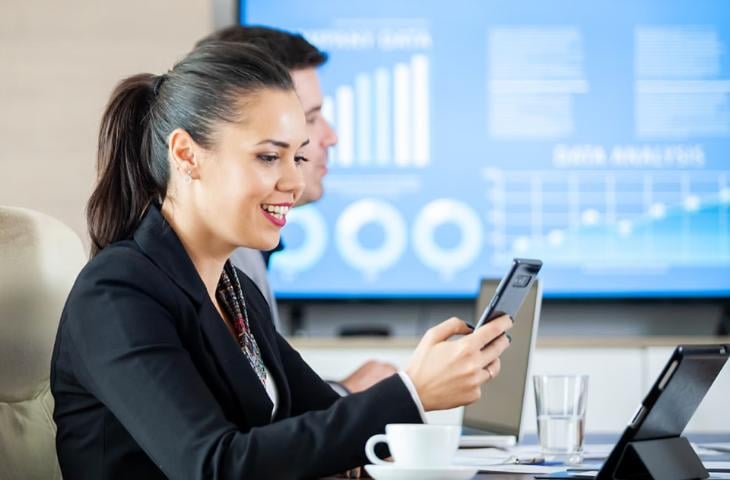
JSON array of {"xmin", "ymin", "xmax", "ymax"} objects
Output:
[{"xmin": 261, "ymin": 203, "xmax": 292, "ymax": 227}]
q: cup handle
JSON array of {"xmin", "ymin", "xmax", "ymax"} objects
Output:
[{"xmin": 365, "ymin": 434, "xmax": 391, "ymax": 465}]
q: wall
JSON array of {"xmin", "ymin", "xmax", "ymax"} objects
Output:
[{"xmin": 0, "ymin": 0, "xmax": 214, "ymax": 245}]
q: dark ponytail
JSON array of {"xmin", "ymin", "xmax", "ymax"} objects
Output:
[
  {"xmin": 87, "ymin": 42, "xmax": 293, "ymax": 257},
  {"xmin": 87, "ymin": 74, "xmax": 162, "ymax": 257}
]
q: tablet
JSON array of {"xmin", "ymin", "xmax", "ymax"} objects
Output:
[{"xmin": 596, "ymin": 344, "xmax": 729, "ymax": 479}]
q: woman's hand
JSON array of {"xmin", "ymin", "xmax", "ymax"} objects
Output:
[{"xmin": 405, "ymin": 315, "xmax": 512, "ymax": 411}]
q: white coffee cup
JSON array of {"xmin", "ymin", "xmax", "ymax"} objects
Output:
[{"xmin": 365, "ymin": 424, "xmax": 461, "ymax": 468}]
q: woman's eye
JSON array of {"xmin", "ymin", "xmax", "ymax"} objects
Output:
[
  {"xmin": 295, "ymin": 155, "xmax": 309, "ymax": 164},
  {"xmin": 258, "ymin": 154, "xmax": 279, "ymax": 163}
]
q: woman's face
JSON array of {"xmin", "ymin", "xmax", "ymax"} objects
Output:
[{"xmin": 194, "ymin": 88, "xmax": 307, "ymax": 252}]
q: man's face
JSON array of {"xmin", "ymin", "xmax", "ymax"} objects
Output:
[{"xmin": 290, "ymin": 68, "xmax": 338, "ymax": 206}]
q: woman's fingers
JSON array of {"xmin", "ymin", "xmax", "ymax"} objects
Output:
[
  {"xmin": 421, "ymin": 317, "xmax": 472, "ymax": 346},
  {"xmin": 480, "ymin": 333, "xmax": 510, "ymax": 366},
  {"xmin": 468, "ymin": 314, "xmax": 513, "ymax": 349},
  {"xmin": 485, "ymin": 358, "xmax": 501, "ymax": 379},
  {"xmin": 409, "ymin": 315, "xmax": 511, "ymax": 411}
]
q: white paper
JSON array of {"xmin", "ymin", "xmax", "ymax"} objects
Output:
[
  {"xmin": 705, "ymin": 461, "xmax": 730, "ymax": 470},
  {"xmin": 475, "ymin": 464, "xmax": 567, "ymax": 474},
  {"xmin": 700, "ymin": 443, "xmax": 730, "ymax": 453},
  {"xmin": 459, "ymin": 435, "xmax": 516, "ymax": 448},
  {"xmin": 452, "ymin": 457, "xmax": 506, "ymax": 467},
  {"xmin": 454, "ymin": 442, "xmax": 614, "ymax": 469},
  {"xmin": 453, "ymin": 448, "xmax": 511, "ymax": 467},
  {"xmin": 454, "ymin": 448, "xmax": 576, "ymax": 474},
  {"xmin": 456, "ymin": 447, "xmax": 511, "ymax": 459}
]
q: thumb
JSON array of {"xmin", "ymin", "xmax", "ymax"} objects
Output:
[{"xmin": 422, "ymin": 317, "xmax": 472, "ymax": 346}]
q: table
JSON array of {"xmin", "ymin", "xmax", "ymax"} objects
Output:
[{"xmin": 324, "ymin": 433, "xmax": 730, "ymax": 479}]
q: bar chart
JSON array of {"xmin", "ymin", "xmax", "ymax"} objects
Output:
[{"xmin": 323, "ymin": 53, "xmax": 431, "ymax": 168}]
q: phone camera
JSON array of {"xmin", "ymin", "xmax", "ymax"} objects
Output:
[{"xmin": 512, "ymin": 274, "xmax": 531, "ymax": 287}]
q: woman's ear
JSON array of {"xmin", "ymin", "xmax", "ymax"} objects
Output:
[{"xmin": 168, "ymin": 128, "xmax": 200, "ymax": 181}]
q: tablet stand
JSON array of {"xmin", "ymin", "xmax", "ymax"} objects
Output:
[{"xmin": 607, "ymin": 436, "xmax": 708, "ymax": 480}]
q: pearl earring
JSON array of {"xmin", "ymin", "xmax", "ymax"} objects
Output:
[{"xmin": 184, "ymin": 170, "xmax": 192, "ymax": 184}]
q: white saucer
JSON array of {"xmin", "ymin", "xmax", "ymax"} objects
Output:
[{"xmin": 364, "ymin": 464, "xmax": 478, "ymax": 480}]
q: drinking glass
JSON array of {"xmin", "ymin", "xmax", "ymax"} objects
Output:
[{"xmin": 533, "ymin": 374, "xmax": 589, "ymax": 464}]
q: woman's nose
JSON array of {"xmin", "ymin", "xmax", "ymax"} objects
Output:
[{"xmin": 278, "ymin": 158, "xmax": 305, "ymax": 196}]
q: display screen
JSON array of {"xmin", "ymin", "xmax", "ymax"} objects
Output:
[{"xmin": 241, "ymin": 0, "xmax": 730, "ymax": 299}]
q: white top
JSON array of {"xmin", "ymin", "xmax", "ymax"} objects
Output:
[{"xmin": 263, "ymin": 364, "xmax": 279, "ymax": 419}]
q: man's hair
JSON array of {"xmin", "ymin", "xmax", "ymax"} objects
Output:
[{"xmin": 196, "ymin": 25, "xmax": 328, "ymax": 70}]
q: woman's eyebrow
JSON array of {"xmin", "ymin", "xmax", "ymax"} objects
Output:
[
  {"xmin": 255, "ymin": 139, "xmax": 310, "ymax": 149},
  {"xmin": 256, "ymin": 139, "xmax": 290, "ymax": 148}
]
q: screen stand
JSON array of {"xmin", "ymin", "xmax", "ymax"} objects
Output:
[
  {"xmin": 716, "ymin": 304, "xmax": 730, "ymax": 336},
  {"xmin": 609, "ymin": 436, "xmax": 708, "ymax": 480},
  {"xmin": 288, "ymin": 304, "xmax": 305, "ymax": 336}
]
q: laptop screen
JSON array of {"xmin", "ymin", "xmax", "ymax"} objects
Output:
[{"xmin": 463, "ymin": 278, "xmax": 542, "ymax": 439}]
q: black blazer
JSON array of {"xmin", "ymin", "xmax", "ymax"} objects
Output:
[{"xmin": 51, "ymin": 206, "xmax": 421, "ymax": 480}]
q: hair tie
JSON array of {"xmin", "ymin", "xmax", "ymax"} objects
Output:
[{"xmin": 152, "ymin": 74, "xmax": 166, "ymax": 96}]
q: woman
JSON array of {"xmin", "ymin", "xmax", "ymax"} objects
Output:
[{"xmin": 50, "ymin": 42, "xmax": 512, "ymax": 480}]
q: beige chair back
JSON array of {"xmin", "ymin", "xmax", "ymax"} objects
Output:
[{"xmin": 0, "ymin": 207, "xmax": 86, "ymax": 480}]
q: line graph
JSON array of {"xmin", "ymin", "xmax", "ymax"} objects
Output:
[{"xmin": 484, "ymin": 168, "xmax": 730, "ymax": 267}]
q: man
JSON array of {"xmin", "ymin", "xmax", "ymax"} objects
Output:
[{"xmin": 196, "ymin": 26, "xmax": 397, "ymax": 394}]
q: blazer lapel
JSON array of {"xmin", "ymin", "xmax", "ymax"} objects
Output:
[
  {"xmin": 132, "ymin": 205, "xmax": 206, "ymax": 305},
  {"xmin": 197, "ymin": 300, "xmax": 275, "ymax": 427},
  {"xmin": 133, "ymin": 205, "xmax": 276, "ymax": 427}
]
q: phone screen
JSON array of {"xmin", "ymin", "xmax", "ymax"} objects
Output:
[{"xmin": 474, "ymin": 258, "xmax": 542, "ymax": 330}]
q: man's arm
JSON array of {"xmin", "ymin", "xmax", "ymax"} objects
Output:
[
  {"xmin": 333, "ymin": 360, "xmax": 398, "ymax": 394},
  {"xmin": 231, "ymin": 247, "xmax": 399, "ymax": 394}
]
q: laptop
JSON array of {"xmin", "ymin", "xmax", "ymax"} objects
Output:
[{"xmin": 461, "ymin": 277, "xmax": 543, "ymax": 447}]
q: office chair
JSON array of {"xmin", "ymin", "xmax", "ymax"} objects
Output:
[{"xmin": 0, "ymin": 206, "xmax": 86, "ymax": 480}]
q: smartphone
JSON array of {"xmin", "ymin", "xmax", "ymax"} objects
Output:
[{"xmin": 473, "ymin": 258, "xmax": 542, "ymax": 330}]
